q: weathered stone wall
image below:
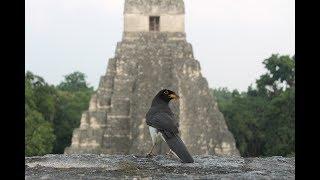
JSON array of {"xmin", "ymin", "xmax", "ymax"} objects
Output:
[
  {"xmin": 160, "ymin": 14, "xmax": 184, "ymax": 32},
  {"xmin": 124, "ymin": 0, "xmax": 185, "ymax": 15},
  {"xmin": 124, "ymin": 0, "xmax": 185, "ymax": 32},
  {"xmin": 124, "ymin": 14, "xmax": 185, "ymax": 32},
  {"xmin": 124, "ymin": 14, "xmax": 149, "ymax": 32}
]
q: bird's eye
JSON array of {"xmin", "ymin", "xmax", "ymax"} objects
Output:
[{"xmin": 164, "ymin": 90, "xmax": 169, "ymax": 94}]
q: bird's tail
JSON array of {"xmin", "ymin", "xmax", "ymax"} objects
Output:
[{"xmin": 163, "ymin": 134, "xmax": 194, "ymax": 163}]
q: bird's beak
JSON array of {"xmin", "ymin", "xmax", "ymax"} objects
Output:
[{"xmin": 169, "ymin": 93, "xmax": 180, "ymax": 100}]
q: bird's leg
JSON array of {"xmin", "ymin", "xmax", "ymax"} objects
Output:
[
  {"xmin": 146, "ymin": 143, "xmax": 156, "ymax": 158},
  {"xmin": 166, "ymin": 149, "xmax": 175, "ymax": 157}
]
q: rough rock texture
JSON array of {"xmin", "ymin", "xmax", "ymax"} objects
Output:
[
  {"xmin": 65, "ymin": 0, "xmax": 240, "ymax": 156},
  {"xmin": 125, "ymin": 0, "xmax": 185, "ymax": 14},
  {"xmin": 25, "ymin": 154, "xmax": 295, "ymax": 179}
]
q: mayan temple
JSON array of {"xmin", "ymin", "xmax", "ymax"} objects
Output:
[{"xmin": 65, "ymin": 0, "xmax": 240, "ymax": 156}]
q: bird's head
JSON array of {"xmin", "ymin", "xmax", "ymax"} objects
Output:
[{"xmin": 153, "ymin": 89, "xmax": 180, "ymax": 104}]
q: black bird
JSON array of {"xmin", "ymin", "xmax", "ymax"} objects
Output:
[{"xmin": 145, "ymin": 89, "xmax": 194, "ymax": 163}]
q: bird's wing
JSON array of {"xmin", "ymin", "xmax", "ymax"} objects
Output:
[
  {"xmin": 146, "ymin": 112, "xmax": 194, "ymax": 163},
  {"xmin": 146, "ymin": 112, "xmax": 179, "ymax": 134}
]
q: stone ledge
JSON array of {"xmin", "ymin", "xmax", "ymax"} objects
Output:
[{"xmin": 25, "ymin": 154, "xmax": 295, "ymax": 179}]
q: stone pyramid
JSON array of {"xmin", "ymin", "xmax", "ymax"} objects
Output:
[{"xmin": 65, "ymin": 0, "xmax": 239, "ymax": 156}]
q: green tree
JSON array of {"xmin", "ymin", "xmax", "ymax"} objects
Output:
[
  {"xmin": 212, "ymin": 54, "xmax": 295, "ymax": 157},
  {"xmin": 262, "ymin": 88, "xmax": 295, "ymax": 156},
  {"xmin": 25, "ymin": 109, "xmax": 56, "ymax": 156},
  {"xmin": 256, "ymin": 54, "xmax": 295, "ymax": 98},
  {"xmin": 216, "ymin": 90, "xmax": 266, "ymax": 157},
  {"xmin": 25, "ymin": 71, "xmax": 94, "ymax": 155},
  {"xmin": 212, "ymin": 87, "xmax": 233, "ymax": 109},
  {"xmin": 256, "ymin": 54, "xmax": 295, "ymax": 156},
  {"xmin": 57, "ymin": 71, "xmax": 92, "ymax": 92},
  {"xmin": 25, "ymin": 72, "xmax": 56, "ymax": 156},
  {"xmin": 53, "ymin": 72, "xmax": 94, "ymax": 153},
  {"xmin": 25, "ymin": 71, "xmax": 57, "ymax": 122}
]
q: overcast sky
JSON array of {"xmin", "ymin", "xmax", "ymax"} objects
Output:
[{"xmin": 25, "ymin": 0, "xmax": 295, "ymax": 92}]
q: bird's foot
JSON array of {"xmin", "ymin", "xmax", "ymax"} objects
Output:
[
  {"xmin": 166, "ymin": 150, "xmax": 175, "ymax": 158},
  {"xmin": 146, "ymin": 153, "xmax": 155, "ymax": 158}
]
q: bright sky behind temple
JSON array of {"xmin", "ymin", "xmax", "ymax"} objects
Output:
[{"xmin": 25, "ymin": 0, "xmax": 295, "ymax": 92}]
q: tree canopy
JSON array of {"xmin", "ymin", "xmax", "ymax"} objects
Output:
[
  {"xmin": 25, "ymin": 71, "xmax": 94, "ymax": 156},
  {"xmin": 212, "ymin": 54, "xmax": 295, "ymax": 157},
  {"xmin": 25, "ymin": 72, "xmax": 56, "ymax": 156},
  {"xmin": 57, "ymin": 71, "xmax": 93, "ymax": 92}
]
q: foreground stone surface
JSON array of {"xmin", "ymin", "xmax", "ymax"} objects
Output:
[{"xmin": 25, "ymin": 154, "xmax": 295, "ymax": 179}]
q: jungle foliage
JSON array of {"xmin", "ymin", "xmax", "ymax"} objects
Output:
[
  {"xmin": 25, "ymin": 71, "xmax": 94, "ymax": 156},
  {"xmin": 25, "ymin": 54, "xmax": 295, "ymax": 157},
  {"xmin": 212, "ymin": 54, "xmax": 295, "ymax": 157}
]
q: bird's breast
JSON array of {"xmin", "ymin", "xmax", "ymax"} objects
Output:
[{"xmin": 149, "ymin": 126, "xmax": 164, "ymax": 144}]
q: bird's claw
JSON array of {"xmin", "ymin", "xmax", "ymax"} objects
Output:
[
  {"xmin": 146, "ymin": 153, "xmax": 155, "ymax": 158},
  {"xmin": 166, "ymin": 150, "xmax": 175, "ymax": 158}
]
